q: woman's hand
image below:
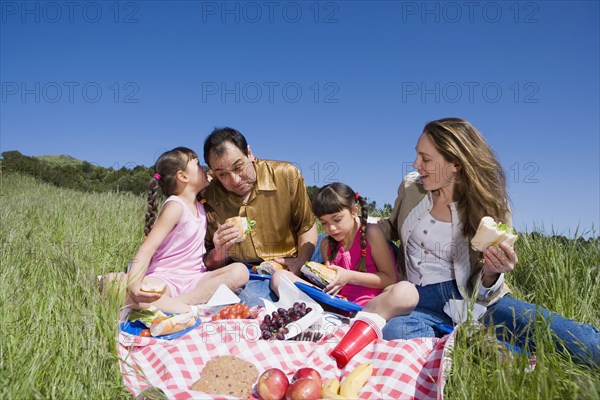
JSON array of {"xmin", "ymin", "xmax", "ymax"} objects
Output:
[
  {"xmin": 482, "ymin": 241, "xmax": 518, "ymax": 275},
  {"xmin": 323, "ymin": 263, "xmax": 350, "ymax": 296}
]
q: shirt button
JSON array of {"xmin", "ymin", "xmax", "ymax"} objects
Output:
[
  {"xmin": 431, "ymin": 219, "xmax": 436, "ymax": 223},
  {"xmin": 423, "ymin": 230, "xmax": 428, "ymax": 234}
]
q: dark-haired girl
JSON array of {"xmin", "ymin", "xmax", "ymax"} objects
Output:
[{"xmin": 271, "ymin": 182, "xmax": 418, "ymax": 321}]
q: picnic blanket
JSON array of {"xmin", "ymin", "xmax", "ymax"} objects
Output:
[{"xmin": 118, "ymin": 319, "xmax": 452, "ymax": 399}]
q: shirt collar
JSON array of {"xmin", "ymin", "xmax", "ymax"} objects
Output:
[{"xmin": 253, "ymin": 158, "xmax": 277, "ymax": 192}]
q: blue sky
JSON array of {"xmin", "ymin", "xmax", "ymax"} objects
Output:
[{"xmin": 1, "ymin": 1, "xmax": 599, "ymax": 237}]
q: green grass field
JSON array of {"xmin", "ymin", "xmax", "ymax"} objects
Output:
[{"xmin": 1, "ymin": 173, "xmax": 599, "ymax": 399}]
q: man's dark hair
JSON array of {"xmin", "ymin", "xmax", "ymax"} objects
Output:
[{"xmin": 203, "ymin": 127, "xmax": 249, "ymax": 167}]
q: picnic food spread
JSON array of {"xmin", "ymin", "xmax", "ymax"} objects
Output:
[
  {"xmin": 470, "ymin": 216, "xmax": 518, "ymax": 251},
  {"xmin": 191, "ymin": 355, "xmax": 259, "ymax": 398},
  {"xmin": 225, "ymin": 216, "xmax": 256, "ymax": 242}
]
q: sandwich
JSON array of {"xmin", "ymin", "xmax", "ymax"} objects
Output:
[
  {"xmin": 127, "ymin": 309, "xmax": 197, "ymax": 337},
  {"xmin": 140, "ymin": 281, "xmax": 167, "ymax": 294},
  {"xmin": 471, "ymin": 216, "xmax": 518, "ymax": 252},
  {"xmin": 300, "ymin": 261, "xmax": 337, "ymax": 288},
  {"xmin": 149, "ymin": 312, "xmax": 196, "ymax": 337},
  {"xmin": 225, "ymin": 216, "xmax": 256, "ymax": 243},
  {"xmin": 255, "ymin": 260, "xmax": 286, "ymax": 275}
]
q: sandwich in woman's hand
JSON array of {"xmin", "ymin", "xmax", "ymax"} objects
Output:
[
  {"xmin": 225, "ymin": 216, "xmax": 256, "ymax": 243},
  {"xmin": 255, "ymin": 260, "xmax": 287, "ymax": 275},
  {"xmin": 300, "ymin": 261, "xmax": 337, "ymax": 288},
  {"xmin": 471, "ymin": 216, "xmax": 518, "ymax": 252}
]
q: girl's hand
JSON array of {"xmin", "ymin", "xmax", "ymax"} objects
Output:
[
  {"xmin": 483, "ymin": 241, "xmax": 518, "ymax": 274},
  {"xmin": 127, "ymin": 281, "xmax": 162, "ymax": 304},
  {"xmin": 323, "ymin": 263, "xmax": 350, "ymax": 296}
]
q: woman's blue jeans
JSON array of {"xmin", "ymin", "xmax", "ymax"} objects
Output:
[{"xmin": 382, "ymin": 281, "xmax": 600, "ymax": 367}]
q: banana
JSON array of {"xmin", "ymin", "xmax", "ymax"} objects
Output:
[
  {"xmin": 339, "ymin": 362, "xmax": 373, "ymax": 398},
  {"xmin": 321, "ymin": 377, "xmax": 346, "ymax": 399}
]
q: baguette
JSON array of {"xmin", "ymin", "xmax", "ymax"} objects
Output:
[
  {"xmin": 471, "ymin": 216, "xmax": 518, "ymax": 252},
  {"xmin": 149, "ymin": 312, "xmax": 197, "ymax": 336}
]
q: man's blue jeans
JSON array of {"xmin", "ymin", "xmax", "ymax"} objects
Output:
[{"xmin": 382, "ymin": 281, "xmax": 600, "ymax": 367}]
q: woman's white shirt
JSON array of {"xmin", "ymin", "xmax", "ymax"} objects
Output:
[{"xmin": 406, "ymin": 213, "xmax": 456, "ymax": 286}]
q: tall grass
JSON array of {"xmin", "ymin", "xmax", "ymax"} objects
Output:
[{"xmin": 1, "ymin": 172, "xmax": 599, "ymax": 399}]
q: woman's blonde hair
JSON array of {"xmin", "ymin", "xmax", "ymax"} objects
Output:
[{"xmin": 423, "ymin": 118, "xmax": 510, "ymax": 238}]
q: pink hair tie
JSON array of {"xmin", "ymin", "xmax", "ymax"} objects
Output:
[
  {"xmin": 153, "ymin": 173, "xmax": 161, "ymax": 180},
  {"xmin": 355, "ymin": 193, "xmax": 360, "ymax": 201}
]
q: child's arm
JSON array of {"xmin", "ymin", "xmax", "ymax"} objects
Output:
[
  {"xmin": 324, "ymin": 224, "xmax": 397, "ymax": 295},
  {"xmin": 127, "ymin": 202, "xmax": 183, "ymax": 303}
]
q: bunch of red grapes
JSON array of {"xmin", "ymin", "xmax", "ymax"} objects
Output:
[{"xmin": 260, "ymin": 302, "xmax": 312, "ymax": 340}]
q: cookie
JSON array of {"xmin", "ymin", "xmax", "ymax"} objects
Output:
[{"xmin": 191, "ymin": 355, "xmax": 258, "ymax": 398}]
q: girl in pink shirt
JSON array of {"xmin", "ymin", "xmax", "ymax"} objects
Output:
[
  {"xmin": 126, "ymin": 147, "xmax": 249, "ymax": 314},
  {"xmin": 272, "ymin": 182, "xmax": 418, "ymax": 322}
]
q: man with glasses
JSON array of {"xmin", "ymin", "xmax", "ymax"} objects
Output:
[{"xmin": 202, "ymin": 127, "xmax": 318, "ymax": 284}]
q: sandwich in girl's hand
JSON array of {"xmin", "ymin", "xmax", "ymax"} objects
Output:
[
  {"xmin": 140, "ymin": 281, "xmax": 167, "ymax": 294},
  {"xmin": 300, "ymin": 261, "xmax": 337, "ymax": 289},
  {"xmin": 471, "ymin": 216, "xmax": 518, "ymax": 252},
  {"xmin": 225, "ymin": 216, "xmax": 256, "ymax": 242}
]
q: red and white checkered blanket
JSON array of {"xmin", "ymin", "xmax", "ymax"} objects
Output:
[{"xmin": 118, "ymin": 319, "xmax": 451, "ymax": 399}]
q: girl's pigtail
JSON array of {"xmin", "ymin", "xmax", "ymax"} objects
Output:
[
  {"xmin": 354, "ymin": 194, "xmax": 369, "ymax": 272},
  {"xmin": 144, "ymin": 175, "xmax": 160, "ymax": 237}
]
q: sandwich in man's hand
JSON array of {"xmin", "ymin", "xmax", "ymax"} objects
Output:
[
  {"xmin": 225, "ymin": 216, "xmax": 256, "ymax": 243},
  {"xmin": 300, "ymin": 261, "xmax": 337, "ymax": 289},
  {"xmin": 471, "ymin": 216, "xmax": 518, "ymax": 252}
]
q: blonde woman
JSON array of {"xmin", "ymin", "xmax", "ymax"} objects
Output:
[{"xmin": 379, "ymin": 118, "xmax": 599, "ymax": 367}]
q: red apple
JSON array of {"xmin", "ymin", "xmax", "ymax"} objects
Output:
[
  {"xmin": 285, "ymin": 378, "xmax": 320, "ymax": 400},
  {"xmin": 291, "ymin": 367, "xmax": 322, "ymax": 387},
  {"xmin": 256, "ymin": 368, "xmax": 289, "ymax": 400}
]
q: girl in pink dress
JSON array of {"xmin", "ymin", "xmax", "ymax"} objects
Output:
[{"xmin": 126, "ymin": 147, "xmax": 249, "ymax": 314}]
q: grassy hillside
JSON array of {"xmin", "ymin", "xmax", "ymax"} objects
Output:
[
  {"xmin": 1, "ymin": 172, "xmax": 598, "ymax": 399},
  {"xmin": 35, "ymin": 154, "xmax": 85, "ymax": 167}
]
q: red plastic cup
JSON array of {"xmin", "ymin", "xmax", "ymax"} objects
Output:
[{"xmin": 330, "ymin": 320, "xmax": 379, "ymax": 368}]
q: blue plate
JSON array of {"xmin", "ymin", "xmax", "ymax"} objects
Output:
[
  {"xmin": 249, "ymin": 272, "xmax": 272, "ymax": 281},
  {"xmin": 294, "ymin": 282, "xmax": 363, "ymax": 313},
  {"xmin": 120, "ymin": 316, "xmax": 201, "ymax": 340}
]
